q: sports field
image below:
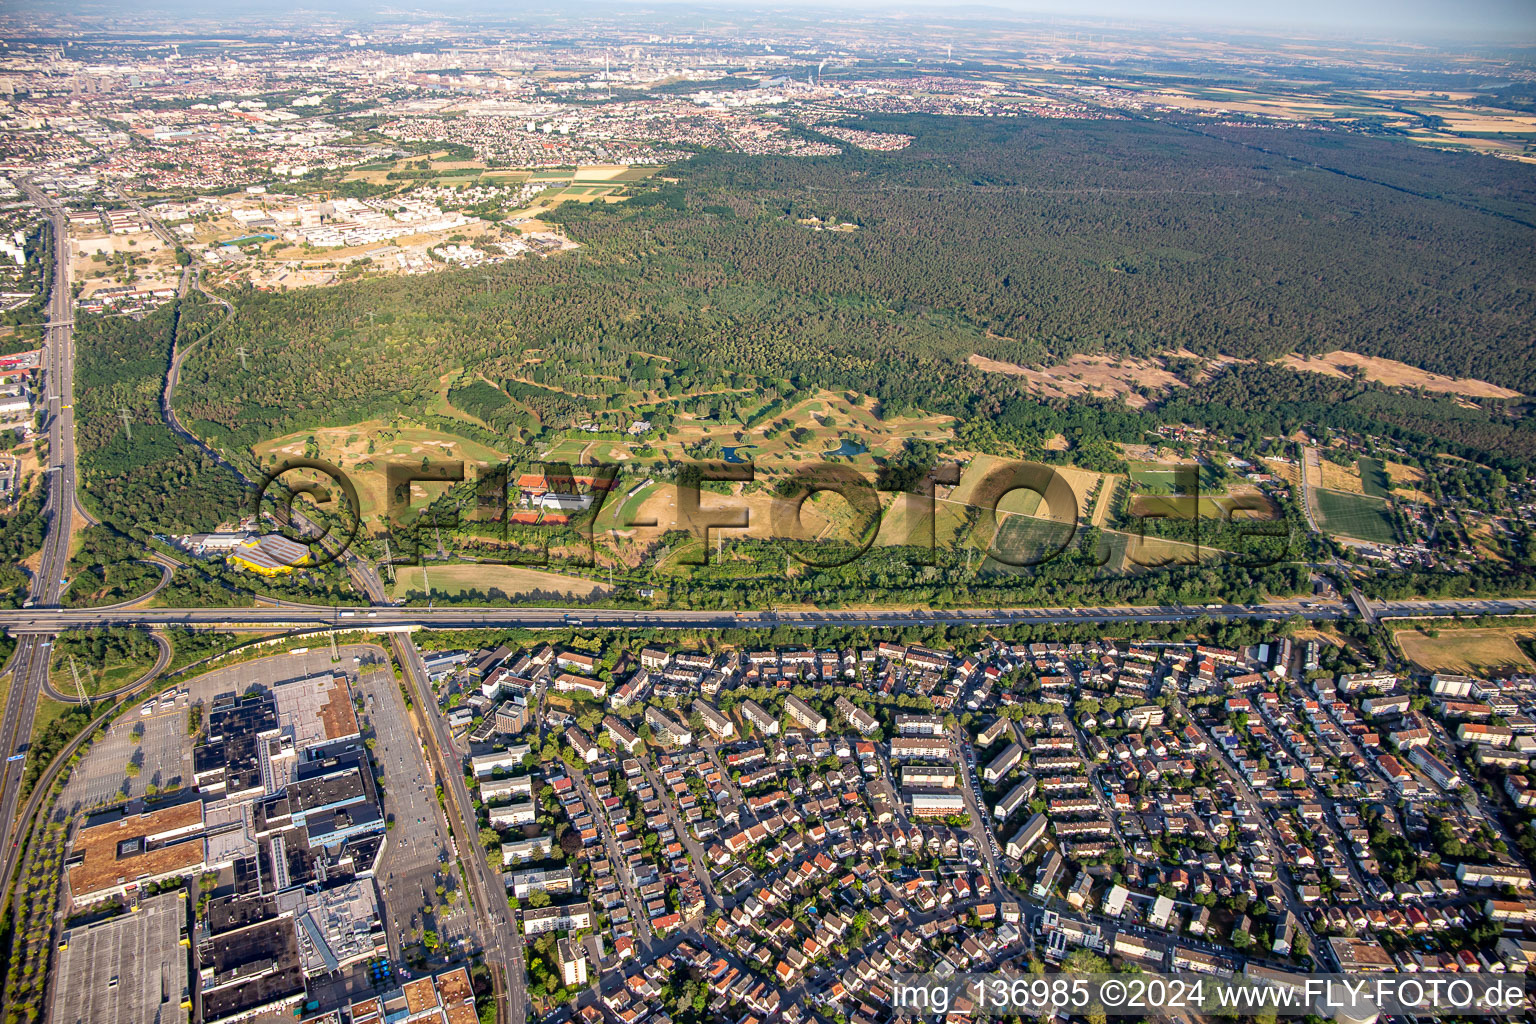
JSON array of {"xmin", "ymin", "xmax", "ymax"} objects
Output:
[{"xmin": 1127, "ymin": 462, "xmax": 1196, "ymax": 493}]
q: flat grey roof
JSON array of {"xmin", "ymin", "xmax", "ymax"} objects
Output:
[{"xmin": 53, "ymin": 889, "xmax": 189, "ymax": 1024}]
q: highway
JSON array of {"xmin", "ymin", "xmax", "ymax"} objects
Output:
[
  {"xmin": 4, "ymin": 191, "xmax": 1535, "ymax": 1024},
  {"xmin": 4, "ymin": 595, "xmax": 1536, "ymax": 635},
  {"xmin": 0, "ymin": 183, "xmax": 81, "ymax": 900}
]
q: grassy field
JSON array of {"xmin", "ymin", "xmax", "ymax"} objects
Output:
[
  {"xmin": 1383, "ymin": 459, "xmax": 1435, "ymax": 504},
  {"xmin": 391, "ymin": 564, "xmax": 611, "ymax": 601},
  {"xmin": 50, "ymin": 650, "xmax": 159, "ymax": 698},
  {"xmin": 1133, "ymin": 494, "xmax": 1231, "ymax": 520},
  {"xmin": 1092, "ymin": 530, "xmax": 1130, "ymax": 571},
  {"xmin": 537, "ymin": 438, "xmax": 593, "ymax": 461},
  {"xmin": 596, "ymin": 480, "xmax": 660, "ymax": 534},
  {"xmin": 1396, "ymin": 627, "xmax": 1536, "ymax": 676},
  {"xmin": 947, "ymin": 455, "xmax": 1102, "ymax": 520},
  {"xmin": 1263, "ymin": 457, "xmax": 1302, "ymax": 489},
  {"xmin": 1357, "ymin": 457, "xmax": 1392, "ymax": 500},
  {"xmin": 981, "ymin": 515, "xmax": 1078, "ymax": 571},
  {"xmin": 1130, "ymin": 491, "xmax": 1281, "ymax": 527},
  {"xmin": 875, "ymin": 492, "xmax": 971, "ymax": 552},
  {"xmin": 1319, "ymin": 458, "xmax": 1367, "ymax": 495},
  {"xmin": 253, "ymin": 421, "xmax": 512, "ymax": 526},
  {"xmin": 1315, "ymin": 488, "xmax": 1398, "ymax": 544},
  {"xmin": 30, "ymin": 696, "xmax": 82, "ymax": 746},
  {"xmin": 997, "ymin": 488, "xmax": 1044, "ymax": 518},
  {"xmin": 1126, "ymin": 463, "xmax": 1193, "ymax": 493},
  {"xmin": 1119, "ymin": 533, "xmax": 1216, "ymax": 571}
]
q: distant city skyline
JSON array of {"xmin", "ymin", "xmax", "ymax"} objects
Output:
[{"xmin": 3, "ymin": 0, "xmax": 1532, "ymax": 43}]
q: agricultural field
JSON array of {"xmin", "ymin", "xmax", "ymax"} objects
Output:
[
  {"xmin": 873, "ymin": 491, "xmax": 971, "ymax": 553},
  {"xmin": 981, "ymin": 514, "xmax": 1078, "ymax": 571},
  {"xmin": 1395, "ymin": 626, "xmax": 1536, "ymax": 677},
  {"xmin": 1089, "ymin": 478, "xmax": 1120, "ymax": 527},
  {"xmin": 1118, "ymin": 533, "xmax": 1218, "ymax": 572},
  {"xmin": 1103, "ymin": 81, "xmax": 1536, "ymax": 165},
  {"xmin": 1315, "ymin": 488, "xmax": 1398, "ymax": 545},
  {"xmin": 946, "ymin": 454, "xmax": 1102, "ymax": 521}
]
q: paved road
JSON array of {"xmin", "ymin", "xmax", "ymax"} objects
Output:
[
  {"xmin": 352, "ymin": 651, "xmax": 463, "ymax": 965},
  {"xmin": 641, "ymin": 750, "xmax": 721, "ymax": 912},
  {"xmin": 1176, "ymin": 696, "xmax": 1334, "ymax": 970},
  {"xmin": 42, "ymin": 629, "xmax": 171, "ymax": 704},
  {"xmin": 8, "ymin": 595, "xmax": 1536, "ymax": 635},
  {"xmin": 393, "ymin": 634, "xmax": 527, "ymax": 1024},
  {"xmin": 1299, "ymin": 446, "xmax": 1323, "ymax": 535},
  {"xmin": 953, "ymin": 726, "xmax": 1012, "ymax": 900},
  {"xmin": 570, "ymin": 763, "xmax": 653, "ymax": 951},
  {"xmin": 0, "ymin": 182, "xmax": 80, "ymax": 898}
]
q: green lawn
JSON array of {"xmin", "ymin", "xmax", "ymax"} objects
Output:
[
  {"xmin": 1357, "ymin": 457, "xmax": 1392, "ymax": 499},
  {"xmin": 1315, "ymin": 488, "xmax": 1398, "ymax": 544},
  {"xmin": 1127, "ymin": 462, "xmax": 1199, "ymax": 494},
  {"xmin": 599, "ymin": 481, "xmax": 658, "ymax": 532}
]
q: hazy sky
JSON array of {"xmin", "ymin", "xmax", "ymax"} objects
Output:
[
  {"xmin": 970, "ymin": 0, "xmax": 1534, "ymax": 37},
  {"xmin": 16, "ymin": 0, "xmax": 1536, "ymax": 43}
]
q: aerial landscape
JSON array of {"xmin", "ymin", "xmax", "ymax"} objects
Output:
[{"xmin": 0, "ymin": 0, "xmax": 1535, "ymax": 1021}]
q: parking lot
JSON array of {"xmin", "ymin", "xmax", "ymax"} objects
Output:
[
  {"xmin": 57, "ymin": 646, "xmax": 377, "ymax": 820},
  {"xmin": 350, "ymin": 650, "xmax": 475, "ymax": 963},
  {"xmin": 55, "ymin": 642, "xmax": 478, "ymax": 959},
  {"xmin": 56, "ymin": 687, "xmax": 193, "ymax": 818}
]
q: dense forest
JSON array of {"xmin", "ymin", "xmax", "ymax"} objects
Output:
[
  {"xmin": 75, "ymin": 300, "xmax": 248, "ymax": 535},
  {"xmin": 1158, "ymin": 364, "xmax": 1536, "ymax": 472},
  {"xmin": 0, "ymin": 481, "xmax": 45, "ymax": 607},
  {"xmin": 172, "ymin": 114, "xmax": 1535, "ymax": 475},
  {"xmin": 71, "ymin": 296, "xmax": 357, "ymax": 605},
  {"xmin": 65, "ymin": 112, "xmax": 1517, "ymax": 609}
]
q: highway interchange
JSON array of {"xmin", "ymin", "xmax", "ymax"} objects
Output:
[
  {"xmin": 1, "ymin": 177, "xmax": 1534, "ymax": 1024},
  {"xmin": 0, "ymin": 184, "xmax": 79, "ymax": 908}
]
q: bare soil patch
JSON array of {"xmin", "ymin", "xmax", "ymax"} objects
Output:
[
  {"xmin": 1279, "ymin": 350, "xmax": 1521, "ymax": 400},
  {"xmin": 968, "ymin": 353, "xmax": 1185, "ymax": 408}
]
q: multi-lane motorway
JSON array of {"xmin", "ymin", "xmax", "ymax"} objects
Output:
[
  {"xmin": 4, "ymin": 181, "xmax": 1536, "ymax": 1024},
  {"xmin": 3, "ymin": 595, "xmax": 1536, "ymax": 636},
  {"xmin": 0, "ymin": 184, "xmax": 78, "ymax": 885}
]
